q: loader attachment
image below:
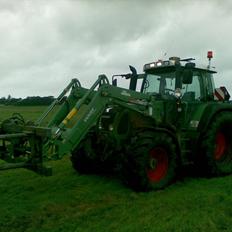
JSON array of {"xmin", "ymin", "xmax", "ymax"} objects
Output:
[
  {"xmin": 0, "ymin": 125, "xmax": 52, "ymax": 175},
  {"xmin": 0, "ymin": 73, "xmax": 149, "ymax": 175}
]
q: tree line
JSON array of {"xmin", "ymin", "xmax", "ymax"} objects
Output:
[{"xmin": 0, "ymin": 95, "xmax": 55, "ymax": 106}]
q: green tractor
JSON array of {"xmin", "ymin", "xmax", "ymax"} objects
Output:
[{"xmin": 0, "ymin": 52, "xmax": 232, "ymax": 191}]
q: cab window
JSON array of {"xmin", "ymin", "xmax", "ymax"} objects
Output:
[
  {"xmin": 143, "ymin": 72, "xmax": 176, "ymax": 95},
  {"xmin": 182, "ymin": 72, "xmax": 201, "ymax": 101}
]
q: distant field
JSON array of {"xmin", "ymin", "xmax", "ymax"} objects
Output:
[
  {"xmin": 0, "ymin": 105, "xmax": 47, "ymax": 122},
  {"xmin": 0, "ymin": 106, "xmax": 232, "ymax": 232}
]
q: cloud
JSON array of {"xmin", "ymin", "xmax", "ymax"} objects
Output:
[{"xmin": 0, "ymin": 0, "xmax": 231, "ymax": 97}]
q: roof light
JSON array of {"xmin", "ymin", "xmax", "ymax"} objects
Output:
[
  {"xmin": 143, "ymin": 56, "xmax": 179, "ymax": 71},
  {"xmin": 169, "ymin": 57, "xmax": 180, "ymax": 65},
  {"xmin": 163, "ymin": 61, "xmax": 170, "ymax": 66}
]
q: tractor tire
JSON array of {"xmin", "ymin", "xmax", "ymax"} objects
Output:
[
  {"xmin": 71, "ymin": 134, "xmax": 100, "ymax": 174},
  {"xmin": 122, "ymin": 130, "xmax": 178, "ymax": 191},
  {"xmin": 199, "ymin": 112, "xmax": 232, "ymax": 176}
]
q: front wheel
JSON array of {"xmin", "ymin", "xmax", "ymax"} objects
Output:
[
  {"xmin": 71, "ymin": 135, "xmax": 99, "ymax": 174},
  {"xmin": 71, "ymin": 132, "xmax": 116, "ymax": 174},
  {"xmin": 122, "ymin": 130, "xmax": 178, "ymax": 191}
]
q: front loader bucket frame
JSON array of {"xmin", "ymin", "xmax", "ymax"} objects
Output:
[{"xmin": 0, "ymin": 126, "xmax": 52, "ymax": 175}]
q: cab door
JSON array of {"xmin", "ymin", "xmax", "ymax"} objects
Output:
[{"xmin": 180, "ymin": 70, "xmax": 205, "ymax": 128}]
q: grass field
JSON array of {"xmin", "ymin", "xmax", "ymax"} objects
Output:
[
  {"xmin": 0, "ymin": 106, "xmax": 232, "ymax": 232},
  {"xmin": 0, "ymin": 105, "xmax": 47, "ymax": 122}
]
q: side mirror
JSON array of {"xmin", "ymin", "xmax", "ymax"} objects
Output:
[{"xmin": 182, "ymin": 70, "xmax": 193, "ymax": 84}]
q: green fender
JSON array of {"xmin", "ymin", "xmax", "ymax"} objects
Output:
[{"xmin": 197, "ymin": 102, "xmax": 232, "ymax": 133}]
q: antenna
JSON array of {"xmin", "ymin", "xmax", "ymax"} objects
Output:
[{"xmin": 162, "ymin": 52, "xmax": 167, "ymax": 60}]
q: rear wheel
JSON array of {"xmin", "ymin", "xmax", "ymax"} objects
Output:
[
  {"xmin": 122, "ymin": 130, "xmax": 178, "ymax": 191},
  {"xmin": 200, "ymin": 112, "xmax": 232, "ymax": 175}
]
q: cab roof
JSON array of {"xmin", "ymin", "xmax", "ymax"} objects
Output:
[{"xmin": 143, "ymin": 57, "xmax": 217, "ymax": 74}]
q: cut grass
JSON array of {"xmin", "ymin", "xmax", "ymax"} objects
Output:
[{"xmin": 0, "ymin": 106, "xmax": 232, "ymax": 232}]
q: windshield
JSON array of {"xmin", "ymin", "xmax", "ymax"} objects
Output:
[
  {"xmin": 143, "ymin": 70, "xmax": 206, "ymax": 101},
  {"xmin": 143, "ymin": 72, "xmax": 176, "ymax": 95}
]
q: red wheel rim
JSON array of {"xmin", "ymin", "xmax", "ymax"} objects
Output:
[
  {"xmin": 214, "ymin": 132, "xmax": 226, "ymax": 160},
  {"xmin": 147, "ymin": 147, "xmax": 168, "ymax": 182}
]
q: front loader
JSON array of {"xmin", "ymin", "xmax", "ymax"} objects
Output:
[{"xmin": 1, "ymin": 52, "xmax": 232, "ymax": 191}]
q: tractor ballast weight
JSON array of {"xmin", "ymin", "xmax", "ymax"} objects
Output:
[{"xmin": 1, "ymin": 54, "xmax": 232, "ymax": 191}]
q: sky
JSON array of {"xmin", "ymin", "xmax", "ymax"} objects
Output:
[{"xmin": 0, "ymin": 0, "xmax": 232, "ymax": 98}]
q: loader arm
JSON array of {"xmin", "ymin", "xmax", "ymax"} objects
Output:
[
  {"xmin": 36, "ymin": 78, "xmax": 82, "ymax": 127},
  {"xmin": 52, "ymin": 75, "xmax": 151, "ymax": 158}
]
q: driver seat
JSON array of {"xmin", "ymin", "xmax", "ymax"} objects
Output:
[{"xmin": 182, "ymin": 91, "xmax": 195, "ymax": 101}]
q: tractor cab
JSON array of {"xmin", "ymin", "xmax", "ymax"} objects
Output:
[
  {"xmin": 142, "ymin": 57, "xmax": 217, "ymax": 102},
  {"xmin": 111, "ymin": 52, "xmax": 230, "ymax": 102}
]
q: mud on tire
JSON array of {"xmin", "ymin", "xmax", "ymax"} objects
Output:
[{"xmin": 122, "ymin": 130, "xmax": 178, "ymax": 191}]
